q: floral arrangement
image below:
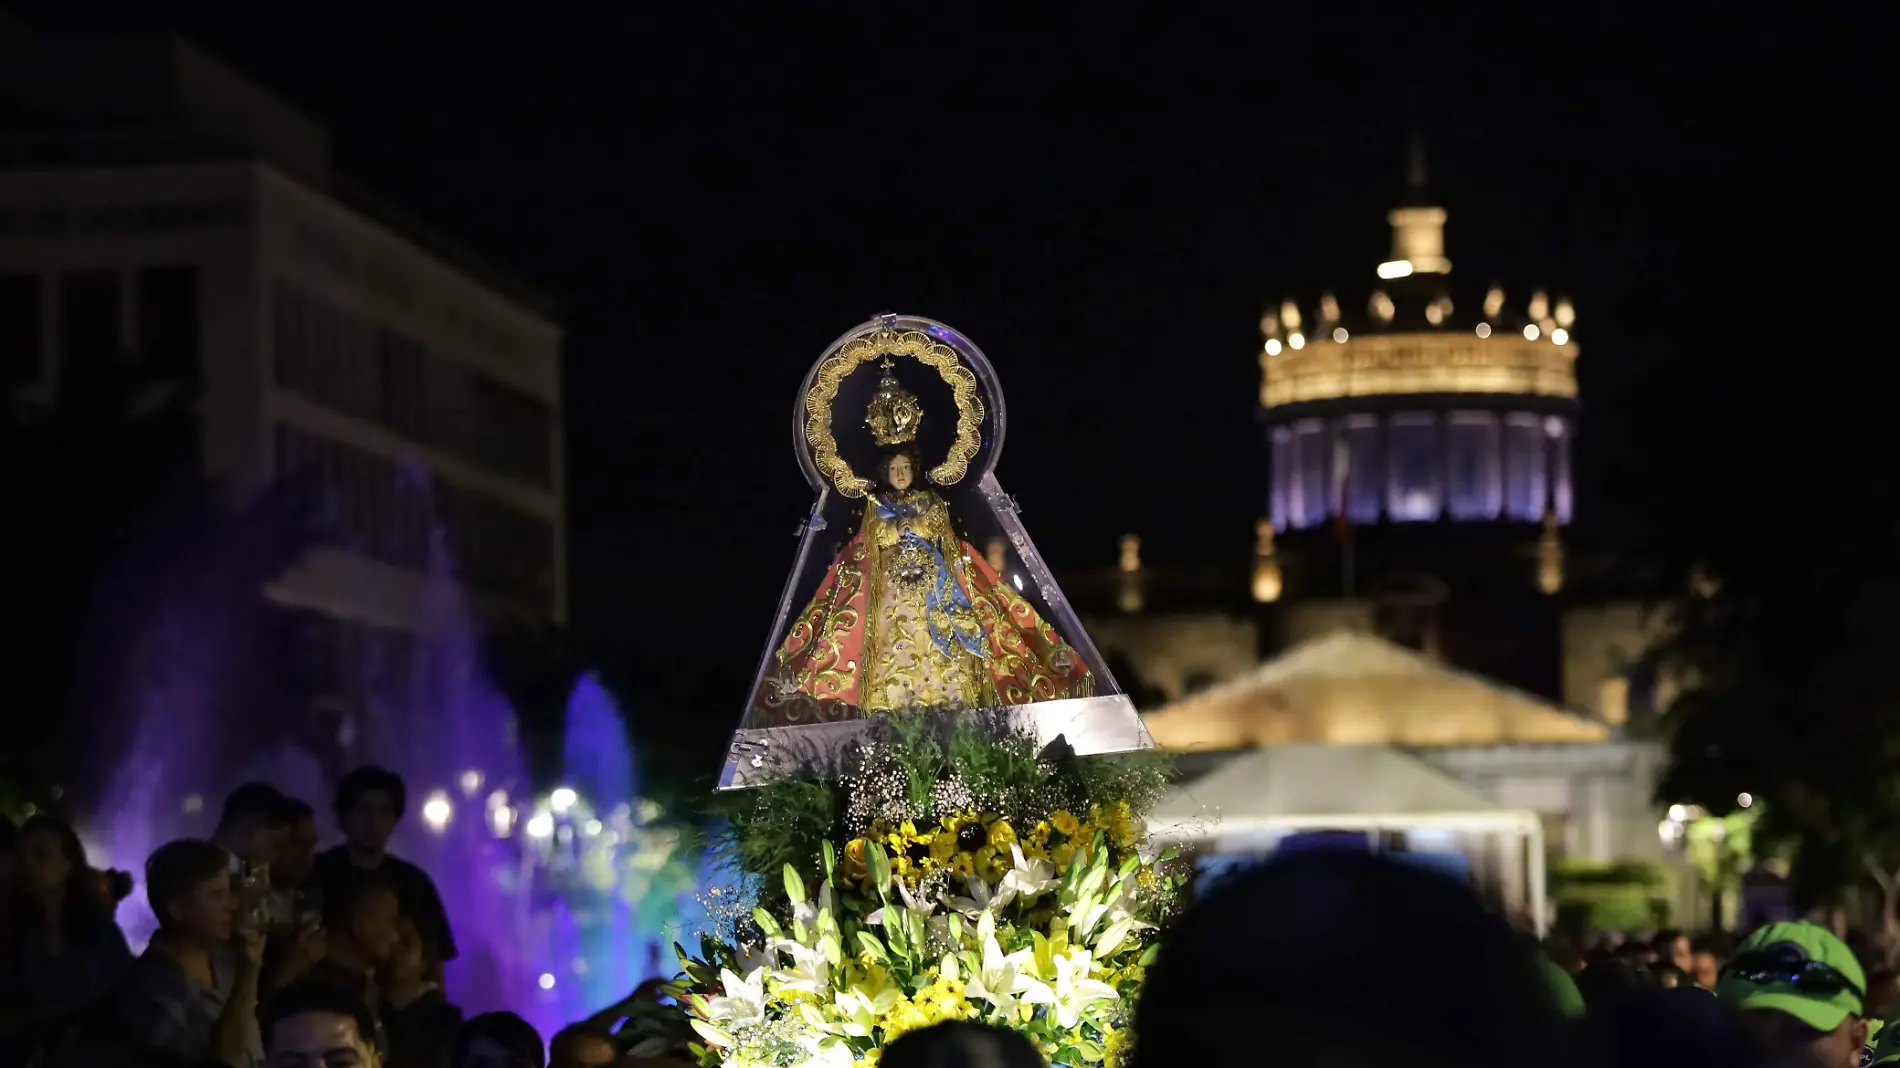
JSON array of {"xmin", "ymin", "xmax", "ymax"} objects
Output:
[{"xmin": 670, "ymin": 718, "xmax": 1180, "ymax": 1067}]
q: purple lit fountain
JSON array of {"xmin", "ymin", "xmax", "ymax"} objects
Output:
[{"xmin": 81, "ymin": 477, "xmax": 695, "ymax": 1039}]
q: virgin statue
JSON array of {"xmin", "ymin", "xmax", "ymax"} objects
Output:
[{"xmin": 750, "ymin": 360, "xmax": 1093, "ymax": 725}]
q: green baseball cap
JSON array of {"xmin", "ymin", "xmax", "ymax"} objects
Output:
[
  {"xmin": 1717, "ymin": 921, "xmax": 1866, "ymax": 1033},
  {"xmin": 1540, "ymin": 956, "xmax": 1585, "ymax": 1018}
]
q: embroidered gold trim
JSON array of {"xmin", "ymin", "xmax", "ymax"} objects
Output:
[{"xmin": 804, "ymin": 329, "xmax": 985, "ymax": 498}]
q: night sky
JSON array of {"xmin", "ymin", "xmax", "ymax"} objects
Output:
[{"xmin": 8, "ymin": 4, "xmax": 1886, "ymax": 769}]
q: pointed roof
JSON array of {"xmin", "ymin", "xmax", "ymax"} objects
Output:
[
  {"xmin": 1142, "ymin": 629, "xmax": 1611, "ymax": 750},
  {"xmin": 1399, "ymin": 127, "xmax": 1434, "ymax": 208},
  {"xmin": 1147, "ymin": 743, "xmax": 1538, "ymax": 839}
]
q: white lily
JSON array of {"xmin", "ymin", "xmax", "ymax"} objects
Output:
[
  {"xmin": 865, "ymin": 878, "xmax": 933, "ymax": 929},
  {"xmin": 963, "ymin": 931, "xmax": 1054, "ymax": 1020},
  {"xmin": 796, "ymin": 1032, "xmax": 858, "ymax": 1068},
  {"xmin": 768, "ymin": 936, "xmax": 830, "ymax": 995},
  {"xmin": 702, "ymin": 966, "xmax": 767, "ymax": 1029},
  {"xmin": 1000, "ymin": 843, "xmax": 1058, "ymax": 902},
  {"xmin": 1048, "ymin": 947, "xmax": 1119, "ymax": 1029},
  {"xmin": 834, "ymin": 982, "xmax": 901, "ymax": 1038},
  {"xmin": 947, "ymin": 873, "xmax": 1017, "ymax": 918},
  {"xmin": 791, "ymin": 879, "xmax": 834, "ymax": 932}
]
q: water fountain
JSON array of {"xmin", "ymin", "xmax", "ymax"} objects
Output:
[{"xmin": 79, "ymin": 471, "xmax": 701, "ymax": 1040}]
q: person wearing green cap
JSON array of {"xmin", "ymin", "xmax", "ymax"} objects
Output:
[{"xmin": 1718, "ymin": 921, "xmax": 1869, "ymax": 1068}]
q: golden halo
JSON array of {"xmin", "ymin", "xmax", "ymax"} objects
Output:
[{"xmin": 803, "ymin": 329, "xmax": 985, "ymax": 499}]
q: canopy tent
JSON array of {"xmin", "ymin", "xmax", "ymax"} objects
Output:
[
  {"xmin": 1147, "ymin": 742, "xmax": 1548, "ymax": 934},
  {"xmin": 1142, "ymin": 629, "xmax": 1610, "ymax": 751}
]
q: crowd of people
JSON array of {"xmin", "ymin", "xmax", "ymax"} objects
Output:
[
  {"xmin": 6, "ymin": 778, "xmax": 1899, "ymax": 1068},
  {"xmin": 0, "ymin": 769, "xmax": 661, "ymax": 1068}
]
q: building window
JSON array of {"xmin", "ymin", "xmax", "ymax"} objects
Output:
[
  {"xmin": 1292, "ymin": 419, "xmax": 1330, "ymax": 529},
  {"xmin": 1269, "ymin": 427, "xmax": 1291, "ymax": 531},
  {"xmin": 1446, "ymin": 412, "xmax": 1502, "ymax": 520},
  {"xmin": 273, "ymin": 421, "xmax": 556, "ymax": 613},
  {"xmin": 136, "ymin": 267, "xmax": 200, "ymax": 380},
  {"xmin": 60, "ymin": 271, "xmax": 121, "ymax": 367},
  {"xmin": 1386, "ymin": 413, "xmax": 1440, "ymax": 521},
  {"xmin": 1344, "ymin": 416, "xmax": 1383, "ymax": 523},
  {"xmin": 1503, "ymin": 413, "xmax": 1548, "ymax": 521},
  {"xmin": 1548, "ymin": 416, "xmax": 1574, "ymax": 522},
  {"xmin": 0, "ymin": 273, "xmax": 41, "ymax": 385}
]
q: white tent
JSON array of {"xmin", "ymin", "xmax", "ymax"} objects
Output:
[
  {"xmin": 1148, "ymin": 743, "xmax": 1548, "ymax": 933},
  {"xmin": 1142, "ymin": 629, "xmax": 1609, "ymax": 750}
]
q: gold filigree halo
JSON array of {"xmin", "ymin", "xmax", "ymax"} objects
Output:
[
  {"xmin": 804, "ymin": 329, "xmax": 985, "ymax": 499},
  {"xmin": 864, "ymin": 358, "xmax": 923, "ymax": 447}
]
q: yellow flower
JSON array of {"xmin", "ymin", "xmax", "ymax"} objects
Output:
[
  {"xmin": 1051, "ymin": 842, "xmax": 1077, "ymax": 870},
  {"xmin": 987, "ymin": 820, "xmax": 1017, "ymax": 849},
  {"xmin": 843, "ymin": 838, "xmax": 869, "ymax": 880},
  {"xmin": 929, "ymin": 833, "xmax": 957, "ymax": 862},
  {"xmin": 949, "ymin": 852, "xmax": 975, "ymax": 876},
  {"xmin": 1031, "ymin": 820, "xmax": 1053, "ymax": 844},
  {"xmin": 1051, "ymin": 810, "xmax": 1081, "ymax": 836}
]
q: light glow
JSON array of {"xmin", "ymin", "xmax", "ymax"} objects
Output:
[
  {"xmin": 526, "ymin": 812, "xmax": 555, "ymax": 839},
  {"xmin": 1288, "ymin": 332, "xmax": 1305, "ymax": 350},
  {"xmin": 1551, "ymin": 328, "xmax": 1569, "ymax": 345},
  {"xmin": 1523, "ymin": 324, "xmax": 1541, "ymax": 341},
  {"xmin": 421, "ymin": 790, "xmax": 452, "ymax": 833},
  {"xmin": 1737, "ymin": 792, "xmax": 1753, "ymax": 809},
  {"xmin": 538, "ymin": 973, "xmax": 556, "ymax": 990},
  {"xmin": 1475, "ymin": 323, "xmax": 1492, "ymax": 339},
  {"xmin": 1264, "ymin": 338, "xmax": 1283, "ymax": 356},
  {"xmin": 1331, "ymin": 327, "xmax": 1349, "ymax": 343},
  {"xmin": 1667, "ymin": 804, "xmax": 1686, "ymax": 821},
  {"xmin": 458, "ymin": 769, "xmax": 482, "ymax": 796},
  {"xmin": 1377, "ymin": 260, "xmax": 1415, "ymax": 279},
  {"xmin": 550, "ymin": 787, "xmax": 578, "ymax": 814}
]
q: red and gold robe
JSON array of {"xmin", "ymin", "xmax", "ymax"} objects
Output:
[{"xmin": 748, "ymin": 489, "xmax": 1092, "ymax": 727}]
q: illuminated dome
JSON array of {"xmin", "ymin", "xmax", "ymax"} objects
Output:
[{"xmin": 1261, "ymin": 139, "xmax": 1580, "ymax": 533}]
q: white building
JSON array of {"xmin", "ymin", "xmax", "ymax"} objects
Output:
[{"xmin": 0, "ymin": 27, "xmax": 564, "ymax": 717}]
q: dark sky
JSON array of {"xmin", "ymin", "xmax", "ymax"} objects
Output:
[{"xmin": 9, "ymin": 3, "xmax": 1886, "ymax": 765}]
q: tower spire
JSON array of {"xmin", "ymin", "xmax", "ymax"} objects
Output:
[
  {"xmin": 1379, "ymin": 126, "xmax": 1450, "ymax": 279},
  {"xmin": 1403, "ymin": 126, "xmax": 1430, "ymax": 205}
]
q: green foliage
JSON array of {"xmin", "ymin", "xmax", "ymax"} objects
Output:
[
  {"xmin": 707, "ymin": 715, "xmax": 1174, "ymax": 880},
  {"xmin": 1552, "ymin": 860, "xmax": 1672, "ymax": 933},
  {"xmin": 1654, "ymin": 539, "xmax": 1900, "ymax": 913},
  {"xmin": 706, "ymin": 778, "xmax": 838, "ymax": 886}
]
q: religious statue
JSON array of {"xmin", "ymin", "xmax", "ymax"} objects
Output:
[{"xmin": 750, "ymin": 358, "xmax": 1093, "ymax": 725}]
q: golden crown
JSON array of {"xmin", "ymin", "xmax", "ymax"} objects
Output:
[{"xmin": 864, "ymin": 358, "xmax": 923, "ymax": 447}]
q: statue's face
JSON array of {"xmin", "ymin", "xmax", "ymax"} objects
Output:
[{"xmin": 885, "ymin": 454, "xmax": 915, "ymax": 491}]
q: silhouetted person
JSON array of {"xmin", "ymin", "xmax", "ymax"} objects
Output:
[
  {"xmin": 1586, "ymin": 986, "xmax": 1763, "ymax": 1068},
  {"xmin": 314, "ymin": 768, "xmax": 455, "ymax": 981},
  {"xmin": 1719, "ymin": 922, "xmax": 1868, "ymax": 1068},
  {"xmin": 261, "ymin": 980, "xmax": 382, "ymax": 1068},
  {"xmin": 1576, "ymin": 957, "xmax": 1662, "ymax": 1008},
  {"xmin": 449, "ymin": 1012, "xmax": 542, "ymax": 1068},
  {"xmin": 215, "ymin": 785, "xmax": 289, "ymax": 875},
  {"xmin": 0, "ymin": 815, "xmax": 131, "ymax": 1064},
  {"xmin": 117, "ymin": 839, "xmax": 265, "ymax": 1067},
  {"xmin": 381, "ymin": 916, "xmax": 462, "ymax": 1068},
  {"xmin": 1131, "ymin": 849, "xmax": 1578, "ymax": 1068},
  {"xmin": 546, "ymin": 1023, "xmax": 615, "ymax": 1068},
  {"xmin": 274, "ymin": 799, "xmax": 320, "ymax": 897},
  {"xmin": 881, "ymin": 1021, "xmax": 1042, "ymax": 1068}
]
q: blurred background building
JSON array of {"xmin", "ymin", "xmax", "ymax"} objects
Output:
[
  {"xmin": 0, "ymin": 21, "xmax": 565, "ymax": 747},
  {"xmin": 1074, "ymin": 140, "xmax": 1677, "ymax": 926}
]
